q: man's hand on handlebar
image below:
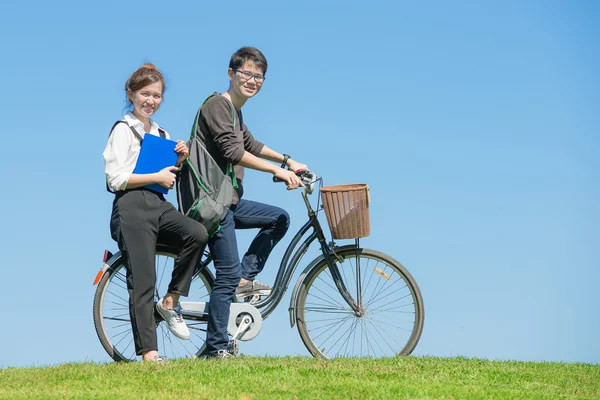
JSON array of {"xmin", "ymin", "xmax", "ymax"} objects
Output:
[
  {"xmin": 287, "ymin": 160, "xmax": 308, "ymax": 173},
  {"xmin": 273, "ymin": 168, "xmax": 305, "ymax": 190}
]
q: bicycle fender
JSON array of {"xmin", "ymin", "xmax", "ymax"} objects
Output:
[
  {"xmin": 288, "ymin": 244, "xmax": 357, "ymax": 328},
  {"xmin": 93, "ymin": 251, "xmax": 123, "ymax": 285}
]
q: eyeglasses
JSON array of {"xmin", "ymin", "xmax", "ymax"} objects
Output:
[{"xmin": 234, "ymin": 69, "xmax": 265, "ymax": 83}]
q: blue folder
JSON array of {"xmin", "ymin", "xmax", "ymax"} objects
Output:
[{"xmin": 133, "ymin": 133, "xmax": 179, "ymax": 194}]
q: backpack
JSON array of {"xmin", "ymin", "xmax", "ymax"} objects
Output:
[
  {"xmin": 176, "ymin": 95, "xmax": 237, "ymax": 236},
  {"xmin": 106, "ymin": 120, "xmax": 166, "ymax": 194}
]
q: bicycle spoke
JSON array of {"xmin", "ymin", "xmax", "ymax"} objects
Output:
[
  {"xmin": 120, "ymin": 338, "xmax": 135, "ymax": 360},
  {"xmin": 304, "ymin": 291, "xmax": 349, "ymax": 310},
  {"xmin": 115, "ymin": 332, "xmax": 134, "ymax": 353},
  {"xmin": 368, "ymin": 314, "xmax": 415, "ymax": 335},
  {"xmin": 315, "ymin": 272, "xmax": 348, "ymax": 301},
  {"xmin": 348, "ymin": 256, "xmax": 357, "ymax": 287},
  {"xmin": 105, "ymin": 306, "xmax": 129, "ymax": 312},
  {"xmin": 305, "ymin": 315, "xmax": 351, "ymax": 324},
  {"xmin": 108, "ymin": 278, "xmax": 127, "ymax": 292},
  {"xmin": 190, "ymin": 326, "xmax": 206, "ymax": 339},
  {"xmin": 366, "ymin": 315, "xmax": 410, "ymax": 348},
  {"xmin": 303, "ymin": 305, "xmax": 352, "ymax": 313},
  {"xmin": 179, "ymin": 337, "xmax": 200, "ymax": 358},
  {"xmin": 365, "ymin": 318, "xmax": 388, "ymax": 356},
  {"xmin": 107, "ymin": 323, "xmax": 132, "ymax": 333},
  {"xmin": 369, "ymin": 320, "xmax": 399, "ymax": 355},
  {"xmin": 365, "ymin": 286, "xmax": 411, "ymax": 309},
  {"xmin": 188, "ymin": 322, "xmax": 208, "ymax": 330},
  {"xmin": 155, "ymin": 256, "xmax": 168, "ymax": 299},
  {"xmin": 335, "ymin": 318, "xmax": 360, "ymax": 357},
  {"xmin": 342, "ymin": 318, "xmax": 360, "ymax": 357},
  {"xmin": 363, "ymin": 264, "xmax": 387, "ymax": 309},
  {"xmin": 107, "ymin": 308, "xmax": 129, "ymax": 321},
  {"xmin": 186, "ymin": 288, "xmax": 209, "ymax": 301},
  {"xmin": 309, "ymin": 284, "xmax": 348, "ymax": 310},
  {"xmin": 339, "ymin": 259, "xmax": 349, "ymax": 288},
  {"xmin": 367, "ymin": 319, "xmax": 381, "ymax": 357},
  {"xmin": 106, "ymin": 297, "xmax": 128, "ymax": 307},
  {"xmin": 317, "ymin": 314, "xmax": 353, "ymax": 344},
  {"xmin": 161, "ymin": 325, "xmax": 180, "ymax": 359},
  {"xmin": 326, "ymin": 318, "xmax": 356, "ymax": 356},
  {"xmin": 352, "ymin": 320, "xmax": 358, "ymax": 354},
  {"xmin": 103, "ymin": 317, "xmax": 130, "ymax": 323},
  {"xmin": 310, "ymin": 314, "xmax": 353, "ymax": 342},
  {"xmin": 368, "ymin": 304, "xmax": 416, "ymax": 314},
  {"xmin": 308, "ymin": 318, "xmax": 351, "ymax": 334},
  {"xmin": 113, "ymin": 324, "xmax": 131, "ymax": 337},
  {"xmin": 367, "ymin": 316, "xmax": 413, "ymax": 332},
  {"xmin": 113, "ymin": 271, "xmax": 127, "ymax": 286},
  {"xmin": 363, "ymin": 271, "xmax": 406, "ymax": 302},
  {"xmin": 106, "ymin": 290, "xmax": 129, "ymax": 305},
  {"xmin": 358, "ymin": 318, "xmax": 366, "ymax": 356},
  {"xmin": 365, "ymin": 283, "xmax": 410, "ymax": 307},
  {"xmin": 362, "ymin": 260, "xmax": 378, "ymax": 297}
]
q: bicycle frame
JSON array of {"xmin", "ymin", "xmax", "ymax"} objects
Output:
[
  {"xmin": 250, "ymin": 184, "xmax": 361, "ymax": 319},
  {"xmin": 94, "ymin": 179, "xmax": 361, "ymax": 322}
]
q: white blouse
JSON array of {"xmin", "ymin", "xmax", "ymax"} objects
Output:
[{"xmin": 103, "ymin": 112, "xmax": 171, "ymax": 191}]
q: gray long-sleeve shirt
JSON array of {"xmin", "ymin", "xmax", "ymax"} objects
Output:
[{"xmin": 196, "ymin": 92, "xmax": 264, "ymax": 203}]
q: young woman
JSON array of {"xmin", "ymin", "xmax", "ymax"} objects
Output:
[{"xmin": 103, "ymin": 64, "xmax": 209, "ymax": 362}]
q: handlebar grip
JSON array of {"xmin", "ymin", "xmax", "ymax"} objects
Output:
[{"xmin": 272, "ymin": 169, "xmax": 312, "ymax": 183}]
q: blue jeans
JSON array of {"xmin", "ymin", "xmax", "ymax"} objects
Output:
[{"xmin": 205, "ymin": 199, "xmax": 290, "ymax": 355}]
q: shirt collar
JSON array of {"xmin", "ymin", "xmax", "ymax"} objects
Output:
[{"xmin": 124, "ymin": 111, "xmax": 159, "ymax": 134}]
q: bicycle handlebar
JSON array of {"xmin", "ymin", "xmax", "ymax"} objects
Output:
[{"xmin": 273, "ymin": 169, "xmax": 318, "ymax": 195}]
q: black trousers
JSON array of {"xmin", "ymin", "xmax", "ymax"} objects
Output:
[{"xmin": 110, "ymin": 189, "xmax": 208, "ymax": 355}]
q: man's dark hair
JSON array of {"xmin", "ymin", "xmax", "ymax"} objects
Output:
[{"xmin": 229, "ymin": 47, "xmax": 268, "ymax": 76}]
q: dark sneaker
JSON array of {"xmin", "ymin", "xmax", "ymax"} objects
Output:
[
  {"xmin": 235, "ymin": 280, "xmax": 272, "ymax": 298},
  {"xmin": 203, "ymin": 349, "xmax": 234, "ymax": 359},
  {"xmin": 216, "ymin": 349, "xmax": 234, "ymax": 359},
  {"xmin": 227, "ymin": 339, "xmax": 239, "ymax": 356}
]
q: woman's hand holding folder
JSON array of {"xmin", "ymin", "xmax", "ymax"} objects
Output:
[{"xmin": 156, "ymin": 166, "xmax": 180, "ymax": 189}]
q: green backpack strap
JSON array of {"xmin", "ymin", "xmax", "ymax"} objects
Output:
[
  {"xmin": 191, "ymin": 94, "xmax": 239, "ymax": 189},
  {"xmin": 226, "ymin": 163, "xmax": 238, "ymax": 189}
]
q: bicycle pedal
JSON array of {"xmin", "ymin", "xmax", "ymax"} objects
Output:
[
  {"xmin": 248, "ymin": 294, "xmax": 261, "ymax": 304},
  {"xmin": 238, "ymin": 293, "xmax": 261, "ymax": 304}
]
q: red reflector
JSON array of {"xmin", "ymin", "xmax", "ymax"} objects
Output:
[{"xmin": 103, "ymin": 250, "xmax": 113, "ymax": 263}]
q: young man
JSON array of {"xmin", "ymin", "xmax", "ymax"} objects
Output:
[{"xmin": 195, "ymin": 47, "xmax": 309, "ymax": 358}]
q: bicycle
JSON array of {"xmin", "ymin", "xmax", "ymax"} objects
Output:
[{"xmin": 93, "ymin": 171, "xmax": 424, "ymax": 361}]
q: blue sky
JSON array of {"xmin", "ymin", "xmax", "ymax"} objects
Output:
[{"xmin": 0, "ymin": 0, "xmax": 598, "ymax": 368}]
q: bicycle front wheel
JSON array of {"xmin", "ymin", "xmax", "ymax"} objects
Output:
[
  {"xmin": 93, "ymin": 246, "xmax": 214, "ymax": 362},
  {"xmin": 296, "ymin": 247, "xmax": 424, "ymax": 358}
]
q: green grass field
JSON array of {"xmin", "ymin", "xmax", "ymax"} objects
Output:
[{"xmin": 1, "ymin": 356, "xmax": 598, "ymax": 399}]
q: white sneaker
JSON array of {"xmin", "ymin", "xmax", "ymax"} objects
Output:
[
  {"xmin": 143, "ymin": 355, "xmax": 168, "ymax": 364},
  {"xmin": 156, "ymin": 298, "xmax": 190, "ymax": 340}
]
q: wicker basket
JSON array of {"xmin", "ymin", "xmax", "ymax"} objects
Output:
[{"xmin": 320, "ymin": 184, "xmax": 371, "ymax": 239}]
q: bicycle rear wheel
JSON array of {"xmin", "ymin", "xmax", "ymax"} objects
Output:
[
  {"xmin": 296, "ymin": 247, "xmax": 424, "ymax": 358},
  {"xmin": 93, "ymin": 246, "xmax": 214, "ymax": 362}
]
